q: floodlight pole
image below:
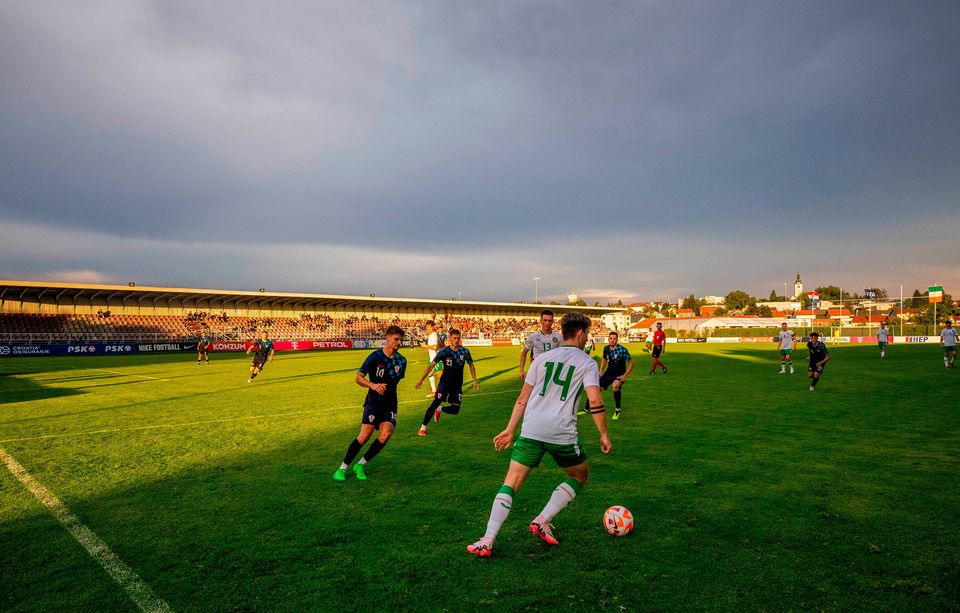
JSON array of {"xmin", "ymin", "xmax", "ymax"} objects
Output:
[
  {"xmin": 900, "ymin": 284, "xmax": 903, "ymax": 337},
  {"xmin": 533, "ymin": 276, "xmax": 540, "ymax": 304}
]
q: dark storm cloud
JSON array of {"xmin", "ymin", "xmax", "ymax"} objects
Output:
[{"xmin": 0, "ymin": 1, "xmax": 958, "ymax": 298}]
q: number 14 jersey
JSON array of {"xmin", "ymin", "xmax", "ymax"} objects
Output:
[{"xmin": 521, "ymin": 346, "xmax": 600, "ymax": 445}]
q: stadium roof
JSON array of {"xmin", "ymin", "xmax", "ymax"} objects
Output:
[{"xmin": 0, "ymin": 280, "xmax": 622, "ymax": 315}]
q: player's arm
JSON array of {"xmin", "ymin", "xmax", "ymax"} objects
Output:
[
  {"xmin": 414, "ymin": 361, "xmax": 439, "ymax": 388},
  {"xmin": 355, "ymin": 371, "xmax": 387, "ymax": 395},
  {"xmin": 494, "ymin": 383, "xmax": 533, "ymax": 451},
  {"xmin": 245, "ymin": 342, "xmax": 254, "ymax": 355},
  {"xmin": 468, "ymin": 362, "xmax": 479, "ymax": 391},
  {"xmin": 268, "ymin": 348, "xmax": 275, "ymax": 362},
  {"xmin": 519, "ymin": 346, "xmax": 530, "ymax": 379},
  {"xmin": 818, "ymin": 350, "xmax": 830, "ymax": 366},
  {"xmin": 620, "ymin": 358, "xmax": 634, "ymax": 381},
  {"xmin": 585, "ymin": 385, "xmax": 612, "ymax": 453},
  {"xmin": 599, "ymin": 357, "xmax": 608, "ymax": 376}
]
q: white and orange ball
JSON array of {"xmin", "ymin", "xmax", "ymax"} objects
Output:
[{"xmin": 603, "ymin": 505, "xmax": 633, "ymax": 536}]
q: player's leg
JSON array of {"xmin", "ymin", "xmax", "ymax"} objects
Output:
[
  {"xmin": 197, "ymin": 351, "xmax": 202, "ymax": 365},
  {"xmin": 786, "ymin": 350, "xmax": 793, "ymax": 373},
  {"xmin": 334, "ymin": 422, "xmax": 376, "ymax": 480},
  {"xmin": 530, "ymin": 444, "xmax": 589, "ymax": 545},
  {"xmin": 611, "ymin": 379, "xmax": 623, "ymax": 418},
  {"xmin": 809, "ymin": 366, "xmax": 823, "ymax": 390},
  {"xmin": 355, "ymin": 420, "xmax": 394, "ymax": 479},
  {"xmin": 419, "ymin": 393, "xmax": 444, "ymax": 435},
  {"xmin": 468, "ymin": 450, "xmax": 538, "ymax": 557},
  {"xmin": 439, "ymin": 393, "xmax": 461, "ymax": 416},
  {"xmin": 779, "ymin": 350, "xmax": 786, "ymax": 373}
]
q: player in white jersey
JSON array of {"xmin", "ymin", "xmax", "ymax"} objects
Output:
[
  {"xmin": 519, "ymin": 310, "xmax": 563, "ymax": 379},
  {"xmin": 877, "ymin": 322, "xmax": 889, "ymax": 359},
  {"xmin": 423, "ymin": 321, "xmax": 441, "ymax": 395},
  {"xmin": 467, "ymin": 313, "xmax": 612, "ymax": 558},
  {"xmin": 777, "ymin": 323, "xmax": 797, "ymax": 374},
  {"xmin": 940, "ymin": 320, "xmax": 958, "ymax": 368}
]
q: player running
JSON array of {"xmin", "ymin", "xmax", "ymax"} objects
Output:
[
  {"xmin": 466, "ymin": 313, "xmax": 612, "ymax": 558},
  {"xmin": 333, "ymin": 326, "xmax": 407, "ymax": 481},
  {"xmin": 414, "ymin": 328, "xmax": 479, "ymax": 436},
  {"xmin": 423, "ymin": 321, "xmax": 441, "ymax": 396},
  {"xmin": 599, "ymin": 331, "xmax": 633, "ymax": 420},
  {"xmin": 806, "ymin": 331, "xmax": 830, "ymax": 391},
  {"xmin": 519, "ymin": 310, "xmax": 562, "ymax": 379},
  {"xmin": 649, "ymin": 322, "xmax": 667, "ymax": 374},
  {"xmin": 877, "ymin": 322, "xmax": 889, "ymax": 359},
  {"xmin": 940, "ymin": 320, "xmax": 958, "ymax": 368},
  {"xmin": 643, "ymin": 328, "xmax": 654, "ymax": 353},
  {"xmin": 196, "ymin": 332, "xmax": 212, "ymax": 365},
  {"xmin": 245, "ymin": 332, "xmax": 275, "ymax": 382},
  {"xmin": 777, "ymin": 323, "xmax": 797, "ymax": 374}
]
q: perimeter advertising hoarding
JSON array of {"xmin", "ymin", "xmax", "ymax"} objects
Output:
[
  {"xmin": 0, "ymin": 342, "xmax": 191, "ymax": 357},
  {"xmin": 0, "ymin": 339, "xmax": 360, "ymax": 357},
  {"xmin": 208, "ymin": 340, "xmax": 355, "ymax": 352}
]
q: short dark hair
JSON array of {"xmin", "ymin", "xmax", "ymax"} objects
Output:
[
  {"xmin": 426, "ymin": 320, "xmax": 435, "ymax": 327},
  {"xmin": 560, "ymin": 312, "xmax": 591, "ymax": 340},
  {"xmin": 385, "ymin": 325, "xmax": 405, "ymax": 338},
  {"xmin": 609, "ymin": 331, "xmax": 619, "ymax": 337},
  {"xmin": 449, "ymin": 328, "xmax": 461, "ymax": 336},
  {"xmin": 541, "ymin": 310, "xmax": 555, "ymax": 318},
  {"xmin": 810, "ymin": 332, "xmax": 820, "ymax": 338}
]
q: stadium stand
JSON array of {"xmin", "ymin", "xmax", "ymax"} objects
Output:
[{"xmin": 0, "ymin": 281, "xmax": 616, "ymax": 344}]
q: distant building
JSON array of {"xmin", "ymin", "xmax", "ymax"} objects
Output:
[
  {"xmin": 700, "ymin": 305, "xmax": 722, "ymax": 317},
  {"xmin": 700, "ymin": 295, "xmax": 725, "ymax": 305},
  {"xmin": 757, "ymin": 301, "xmax": 802, "ymax": 311},
  {"xmin": 793, "ymin": 273, "xmax": 803, "ymax": 300},
  {"xmin": 601, "ymin": 312, "xmax": 632, "ymax": 333}
]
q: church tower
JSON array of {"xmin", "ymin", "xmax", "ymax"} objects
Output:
[{"xmin": 793, "ymin": 273, "xmax": 803, "ymax": 300}]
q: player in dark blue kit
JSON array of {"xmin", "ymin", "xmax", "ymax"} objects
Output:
[
  {"xmin": 333, "ymin": 326, "xmax": 407, "ymax": 481},
  {"xmin": 806, "ymin": 331, "xmax": 831, "ymax": 391},
  {"xmin": 245, "ymin": 332, "xmax": 275, "ymax": 382},
  {"xmin": 599, "ymin": 331, "xmax": 633, "ymax": 419},
  {"xmin": 414, "ymin": 328, "xmax": 479, "ymax": 436}
]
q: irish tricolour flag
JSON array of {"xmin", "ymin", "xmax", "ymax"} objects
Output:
[{"xmin": 928, "ymin": 285, "xmax": 943, "ymax": 303}]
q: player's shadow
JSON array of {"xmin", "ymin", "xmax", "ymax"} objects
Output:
[
  {"xmin": 476, "ymin": 367, "xmax": 515, "ymax": 385},
  {"xmin": 0, "ymin": 373, "xmax": 84, "ymax": 406}
]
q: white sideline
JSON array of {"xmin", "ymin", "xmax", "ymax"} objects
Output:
[
  {"xmin": 0, "ymin": 446, "xmax": 172, "ymax": 613},
  {"xmin": 0, "ymin": 389, "xmax": 519, "ymax": 443}
]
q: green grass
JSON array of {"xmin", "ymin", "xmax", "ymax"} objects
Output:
[{"xmin": 1, "ymin": 344, "xmax": 958, "ymax": 611}]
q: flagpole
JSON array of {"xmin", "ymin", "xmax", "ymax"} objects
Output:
[{"xmin": 899, "ymin": 284, "xmax": 903, "ymax": 337}]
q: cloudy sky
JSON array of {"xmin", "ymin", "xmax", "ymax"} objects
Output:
[{"xmin": 1, "ymin": 1, "xmax": 957, "ymax": 303}]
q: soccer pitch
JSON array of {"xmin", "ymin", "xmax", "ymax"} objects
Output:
[{"xmin": 1, "ymin": 344, "xmax": 957, "ymax": 611}]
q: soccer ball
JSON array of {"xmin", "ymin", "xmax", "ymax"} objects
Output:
[{"xmin": 603, "ymin": 505, "xmax": 633, "ymax": 536}]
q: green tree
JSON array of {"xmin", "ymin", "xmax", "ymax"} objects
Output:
[
  {"xmin": 724, "ymin": 290, "xmax": 754, "ymax": 311},
  {"xmin": 815, "ymin": 285, "xmax": 842, "ymax": 301},
  {"xmin": 681, "ymin": 294, "xmax": 702, "ymax": 315},
  {"xmin": 567, "ymin": 297, "xmax": 587, "ymax": 306},
  {"xmin": 769, "ymin": 290, "xmax": 778, "ymax": 301},
  {"xmin": 915, "ymin": 292, "xmax": 956, "ymax": 324},
  {"xmin": 908, "ymin": 289, "xmax": 923, "ymax": 308}
]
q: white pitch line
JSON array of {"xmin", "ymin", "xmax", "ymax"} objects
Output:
[
  {"xmin": 0, "ymin": 446, "xmax": 172, "ymax": 613},
  {"xmin": 0, "ymin": 389, "xmax": 519, "ymax": 444},
  {"xmin": 92, "ymin": 369, "xmax": 169, "ymax": 382}
]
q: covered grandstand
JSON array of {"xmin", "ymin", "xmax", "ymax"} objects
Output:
[{"xmin": 0, "ymin": 280, "xmax": 621, "ymax": 344}]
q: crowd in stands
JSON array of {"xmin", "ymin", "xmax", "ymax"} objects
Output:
[{"xmin": 0, "ymin": 312, "xmax": 611, "ymax": 343}]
